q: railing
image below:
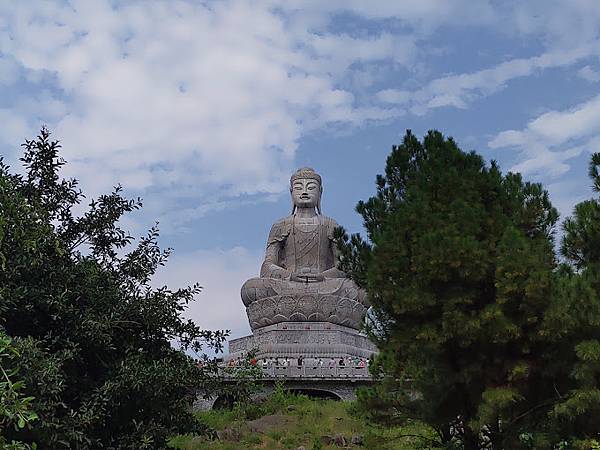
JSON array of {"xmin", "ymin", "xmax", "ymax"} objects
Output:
[{"xmin": 259, "ymin": 364, "xmax": 370, "ymax": 379}]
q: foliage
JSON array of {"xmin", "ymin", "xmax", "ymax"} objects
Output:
[
  {"xmin": 170, "ymin": 389, "xmax": 440, "ymax": 450},
  {"xmin": 335, "ymin": 130, "xmax": 585, "ymax": 449},
  {"xmin": 0, "ymin": 330, "xmax": 37, "ymax": 450},
  {"xmin": 216, "ymin": 349, "xmax": 263, "ymax": 407},
  {"xmin": 0, "ymin": 128, "xmax": 228, "ymax": 449},
  {"xmin": 541, "ymin": 151, "xmax": 600, "ymax": 448}
]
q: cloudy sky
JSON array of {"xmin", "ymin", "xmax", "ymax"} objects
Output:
[{"xmin": 1, "ymin": 0, "xmax": 600, "ymax": 349}]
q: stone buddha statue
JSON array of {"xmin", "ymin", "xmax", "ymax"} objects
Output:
[{"xmin": 241, "ymin": 167, "xmax": 369, "ymax": 331}]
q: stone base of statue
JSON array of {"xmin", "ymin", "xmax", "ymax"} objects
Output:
[
  {"xmin": 193, "ymin": 322, "xmax": 378, "ymax": 410},
  {"xmin": 228, "ymin": 321, "xmax": 377, "ymax": 360}
]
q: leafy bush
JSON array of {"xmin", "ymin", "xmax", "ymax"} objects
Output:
[
  {"xmin": 0, "ymin": 330, "xmax": 38, "ymax": 450},
  {"xmin": 0, "ymin": 128, "xmax": 227, "ymax": 449}
]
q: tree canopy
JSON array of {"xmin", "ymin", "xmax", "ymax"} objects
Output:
[
  {"xmin": 0, "ymin": 128, "xmax": 227, "ymax": 449},
  {"xmin": 337, "ymin": 130, "xmax": 600, "ymax": 449}
]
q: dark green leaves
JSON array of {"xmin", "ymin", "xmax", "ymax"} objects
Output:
[
  {"xmin": 0, "ymin": 128, "xmax": 227, "ymax": 449},
  {"xmin": 346, "ymin": 136, "xmax": 600, "ymax": 448}
]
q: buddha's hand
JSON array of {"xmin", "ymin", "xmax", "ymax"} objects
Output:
[{"xmin": 290, "ymin": 272, "xmax": 325, "ymax": 283}]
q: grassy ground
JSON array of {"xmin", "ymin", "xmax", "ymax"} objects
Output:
[{"xmin": 168, "ymin": 386, "xmax": 442, "ymax": 450}]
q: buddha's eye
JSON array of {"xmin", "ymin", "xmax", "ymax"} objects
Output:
[{"xmin": 307, "ymin": 183, "xmax": 317, "ymax": 190}]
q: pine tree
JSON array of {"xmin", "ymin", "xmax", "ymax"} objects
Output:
[
  {"xmin": 541, "ymin": 152, "xmax": 600, "ymax": 448},
  {"xmin": 336, "ymin": 130, "xmax": 563, "ymax": 449}
]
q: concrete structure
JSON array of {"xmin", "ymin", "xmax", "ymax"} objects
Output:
[
  {"xmin": 229, "ymin": 322, "xmax": 376, "ymax": 361},
  {"xmin": 194, "ymin": 378, "xmax": 372, "ymax": 410},
  {"xmin": 201, "ymin": 168, "xmax": 377, "ymax": 409}
]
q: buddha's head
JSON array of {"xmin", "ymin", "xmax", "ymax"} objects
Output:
[{"xmin": 290, "ymin": 167, "xmax": 322, "ymax": 215}]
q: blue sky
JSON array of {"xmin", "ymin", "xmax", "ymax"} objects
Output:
[{"xmin": 1, "ymin": 0, "xmax": 600, "ymax": 344}]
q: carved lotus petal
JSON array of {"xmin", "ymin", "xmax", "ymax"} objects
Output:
[
  {"xmin": 308, "ymin": 312, "xmax": 325, "ymax": 321},
  {"xmin": 290, "ymin": 312, "xmax": 307, "ymax": 321},
  {"xmin": 335, "ymin": 298, "xmax": 353, "ymax": 316},
  {"xmin": 317, "ymin": 295, "xmax": 336, "ymax": 317},
  {"xmin": 276, "ymin": 296, "xmax": 295, "ymax": 315},
  {"xmin": 297, "ymin": 295, "xmax": 315, "ymax": 314},
  {"xmin": 273, "ymin": 313, "xmax": 288, "ymax": 323},
  {"xmin": 345, "ymin": 287, "xmax": 358, "ymax": 300}
]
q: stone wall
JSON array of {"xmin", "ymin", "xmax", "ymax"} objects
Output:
[
  {"xmin": 228, "ymin": 321, "xmax": 377, "ymax": 360},
  {"xmin": 193, "ymin": 378, "xmax": 372, "ymax": 410}
]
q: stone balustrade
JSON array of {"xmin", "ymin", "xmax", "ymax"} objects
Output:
[
  {"xmin": 262, "ymin": 364, "xmax": 370, "ymax": 379},
  {"xmin": 218, "ymin": 362, "xmax": 371, "ymax": 380}
]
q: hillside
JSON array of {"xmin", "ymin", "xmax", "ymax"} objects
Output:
[{"xmin": 168, "ymin": 387, "xmax": 440, "ymax": 450}]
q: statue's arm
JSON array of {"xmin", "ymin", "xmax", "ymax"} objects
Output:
[
  {"xmin": 260, "ymin": 241, "xmax": 291, "ymax": 279},
  {"xmin": 321, "ymin": 217, "xmax": 346, "ymax": 279},
  {"xmin": 259, "ymin": 222, "xmax": 291, "ymax": 280},
  {"xmin": 321, "ymin": 246, "xmax": 346, "ymax": 278}
]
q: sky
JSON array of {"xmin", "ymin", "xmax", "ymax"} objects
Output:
[{"xmin": 1, "ymin": 0, "xmax": 600, "ymax": 350}]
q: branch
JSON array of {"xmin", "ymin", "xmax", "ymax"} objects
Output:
[
  {"xmin": 69, "ymin": 233, "xmax": 89, "ymax": 252},
  {"xmin": 507, "ymin": 399, "xmax": 557, "ymax": 427}
]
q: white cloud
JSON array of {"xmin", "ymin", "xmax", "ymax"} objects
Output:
[
  {"xmin": 0, "ymin": 55, "xmax": 19, "ymax": 85},
  {"xmin": 546, "ymin": 179, "xmax": 592, "ymax": 219},
  {"xmin": 528, "ymin": 96, "xmax": 600, "ymax": 143},
  {"xmin": 377, "ymin": 44, "xmax": 598, "ymax": 115},
  {"xmin": 0, "ymin": 109, "xmax": 30, "ymax": 150},
  {"xmin": 0, "ymin": 0, "xmax": 422, "ymax": 206},
  {"xmin": 152, "ymin": 246, "xmax": 261, "ymax": 344},
  {"xmin": 280, "ymin": 0, "xmax": 496, "ymax": 29},
  {"xmin": 578, "ymin": 65, "xmax": 600, "ymax": 82},
  {"xmin": 372, "ymin": 0, "xmax": 600, "ymax": 114},
  {"xmin": 489, "ymin": 95, "xmax": 600, "ymax": 177},
  {"xmin": 509, "ymin": 0, "xmax": 600, "ymax": 49},
  {"xmin": 1, "ymin": 0, "xmax": 600, "ymax": 228},
  {"xmin": 157, "ymin": 193, "xmax": 280, "ymax": 234},
  {"xmin": 376, "ymin": 89, "xmax": 411, "ymax": 105}
]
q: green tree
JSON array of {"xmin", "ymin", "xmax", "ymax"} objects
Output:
[
  {"xmin": 0, "ymin": 128, "xmax": 228, "ymax": 449},
  {"xmin": 1, "ymin": 329, "xmax": 38, "ymax": 450},
  {"xmin": 540, "ymin": 152, "xmax": 600, "ymax": 448},
  {"xmin": 336, "ymin": 130, "xmax": 564, "ymax": 449}
]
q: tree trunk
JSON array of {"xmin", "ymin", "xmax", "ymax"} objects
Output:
[
  {"xmin": 462, "ymin": 426, "xmax": 480, "ymax": 450},
  {"xmin": 488, "ymin": 418, "xmax": 504, "ymax": 450}
]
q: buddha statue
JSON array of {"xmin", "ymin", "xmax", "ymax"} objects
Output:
[{"xmin": 241, "ymin": 167, "xmax": 369, "ymax": 331}]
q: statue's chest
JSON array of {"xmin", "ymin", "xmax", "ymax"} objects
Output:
[
  {"xmin": 292, "ymin": 223, "xmax": 320, "ymax": 250},
  {"xmin": 294, "ymin": 217, "xmax": 319, "ymax": 233},
  {"xmin": 280, "ymin": 217, "xmax": 332, "ymax": 271}
]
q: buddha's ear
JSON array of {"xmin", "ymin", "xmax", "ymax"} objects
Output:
[
  {"xmin": 290, "ymin": 186, "xmax": 295, "ymax": 215},
  {"xmin": 317, "ymin": 187, "xmax": 322, "ymax": 215}
]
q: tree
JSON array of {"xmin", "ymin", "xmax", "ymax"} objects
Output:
[
  {"xmin": 336, "ymin": 130, "xmax": 567, "ymax": 449},
  {"xmin": 0, "ymin": 330, "xmax": 38, "ymax": 450},
  {"xmin": 539, "ymin": 152, "xmax": 600, "ymax": 448},
  {"xmin": 0, "ymin": 128, "xmax": 228, "ymax": 449}
]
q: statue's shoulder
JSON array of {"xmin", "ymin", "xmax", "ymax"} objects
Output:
[
  {"xmin": 273, "ymin": 215, "xmax": 294, "ymax": 227},
  {"xmin": 268, "ymin": 216, "xmax": 293, "ymax": 238},
  {"xmin": 320, "ymin": 215, "xmax": 339, "ymax": 227},
  {"xmin": 320, "ymin": 215, "xmax": 340, "ymax": 236}
]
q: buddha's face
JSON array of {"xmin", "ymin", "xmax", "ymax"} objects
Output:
[{"xmin": 291, "ymin": 178, "xmax": 321, "ymax": 209}]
